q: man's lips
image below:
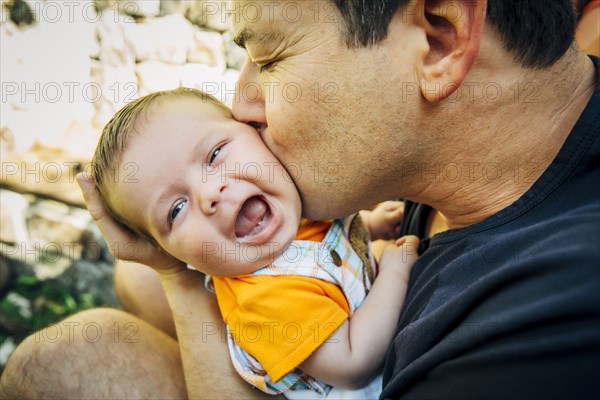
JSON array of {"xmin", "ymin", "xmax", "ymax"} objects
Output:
[{"xmin": 257, "ymin": 124, "xmax": 267, "ymax": 138}]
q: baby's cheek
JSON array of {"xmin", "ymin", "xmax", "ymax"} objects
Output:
[{"xmin": 163, "ymin": 236, "xmax": 194, "ymax": 266}]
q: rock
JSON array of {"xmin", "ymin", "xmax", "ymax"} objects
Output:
[
  {"xmin": 188, "ymin": 30, "xmax": 226, "ymax": 70},
  {"xmin": 58, "ymin": 121, "xmax": 102, "ymax": 161},
  {"xmin": 0, "ymin": 0, "xmax": 97, "ymax": 156},
  {"xmin": 176, "ymin": 64, "xmax": 239, "ymax": 108},
  {"xmin": 178, "ymin": 63, "xmax": 223, "ymax": 90},
  {"xmin": 0, "ymin": 198, "xmax": 94, "ymax": 280},
  {"xmin": 33, "ymin": 256, "xmax": 72, "ymax": 280},
  {"xmin": 26, "ymin": 199, "xmax": 91, "ymax": 252},
  {"xmin": 0, "ymin": 0, "xmax": 11, "ymax": 27},
  {"xmin": 126, "ymin": 0, "xmax": 160, "ymax": 18},
  {"xmin": 0, "ymin": 233, "xmax": 73, "ymax": 281},
  {"xmin": 0, "ymin": 150, "xmax": 86, "ymax": 207},
  {"xmin": 56, "ymin": 259, "xmax": 118, "ymax": 308},
  {"xmin": 123, "ymin": 13, "xmax": 195, "ymax": 64},
  {"xmin": 95, "ymin": 0, "xmax": 160, "ymax": 18},
  {"xmin": 159, "ymin": 0, "xmax": 189, "ymax": 16},
  {"xmin": 218, "ymin": 69, "xmax": 241, "ymax": 108},
  {"xmin": 96, "ymin": 8, "xmax": 136, "ymax": 68},
  {"xmin": 204, "ymin": 11, "xmax": 230, "ymax": 32},
  {"xmin": 182, "ymin": 64, "xmax": 243, "ymax": 107},
  {"xmin": 0, "ymin": 337, "xmax": 16, "ymax": 368},
  {"xmin": 0, "ymin": 253, "xmax": 34, "ymax": 281},
  {"xmin": 136, "ymin": 61, "xmax": 182, "ymax": 94},
  {"xmin": 0, "ymin": 190, "xmax": 30, "ymax": 245},
  {"xmin": 186, "ymin": 0, "xmax": 231, "ymax": 32},
  {"xmin": 90, "ymin": 61, "xmax": 140, "ymax": 127},
  {"xmin": 2, "ymin": 110, "xmax": 99, "ymax": 162}
]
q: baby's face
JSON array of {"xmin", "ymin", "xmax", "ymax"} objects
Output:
[{"xmin": 109, "ymin": 97, "xmax": 301, "ymax": 276}]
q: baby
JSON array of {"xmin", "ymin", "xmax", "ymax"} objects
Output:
[{"xmin": 91, "ymin": 87, "xmax": 419, "ymax": 398}]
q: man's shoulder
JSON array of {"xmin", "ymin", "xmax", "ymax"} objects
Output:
[{"xmin": 384, "ymin": 199, "xmax": 600, "ymax": 399}]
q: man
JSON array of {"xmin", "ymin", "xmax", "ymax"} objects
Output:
[{"xmin": 1, "ymin": 0, "xmax": 598, "ymax": 398}]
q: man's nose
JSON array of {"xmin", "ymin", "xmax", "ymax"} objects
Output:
[{"xmin": 232, "ymin": 57, "xmax": 267, "ymax": 127}]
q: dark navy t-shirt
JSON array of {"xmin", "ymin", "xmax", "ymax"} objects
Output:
[{"xmin": 381, "ymin": 57, "xmax": 600, "ymax": 399}]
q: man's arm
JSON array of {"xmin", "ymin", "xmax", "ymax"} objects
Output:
[
  {"xmin": 299, "ymin": 236, "xmax": 419, "ymax": 389},
  {"xmin": 159, "ymin": 270, "xmax": 278, "ymax": 399}
]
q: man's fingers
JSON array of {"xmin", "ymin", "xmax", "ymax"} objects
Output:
[
  {"xmin": 75, "ymin": 175, "xmax": 180, "ymax": 270},
  {"xmin": 76, "ymin": 173, "xmax": 102, "ymax": 217},
  {"xmin": 76, "ymin": 172, "xmax": 134, "ymax": 246},
  {"xmin": 76, "ymin": 173, "xmax": 113, "ymax": 225},
  {"xmin": 75, "ymin": 172, "xmax": 94, "ymax": 197}
]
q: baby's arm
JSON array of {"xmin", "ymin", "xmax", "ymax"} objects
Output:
[
  {"xmin": 299, "ymin": 236, "xmax": 419, "ymax": 389},
  {"xmin": 360, "ymin": 200, "xmax": 404, "ymax": 241}
]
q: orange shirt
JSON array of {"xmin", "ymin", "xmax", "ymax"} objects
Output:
[
  {"xmin": 212, "ymin": 219, "xmax": 350, "ymax": 382},
  {"xmin": 294, "ymin": 219, "xmax": 332, "ymax": 241}
]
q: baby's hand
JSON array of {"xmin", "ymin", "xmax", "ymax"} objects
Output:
[
  {"xmin": 363, "ymin": 200, "xmax": 404, "ymax": 241},
  {"xmin": 378, "ymin": 236, "xmax": 420, "ymax": 283}
]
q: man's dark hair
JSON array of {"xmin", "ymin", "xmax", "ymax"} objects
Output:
[{"xmin": 330, "ymin": 0, "xmax": 577, "ymax": 68}]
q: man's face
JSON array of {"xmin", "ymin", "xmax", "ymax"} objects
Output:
[
  {"xmin": 231, "ymin": 1, "xmax": 424, "ymax": 219},
  {"xmin": 110, "ymin": 97, "xmax": 302, "ymax": 276}
]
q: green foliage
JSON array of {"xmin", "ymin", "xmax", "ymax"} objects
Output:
[
  {"xmin": 0, "ymin": 273, "xmax": 97, "ymax": 345},
  {"xmin": 6, "ymin": 0, "xmax": 35, "ymax": 26}
]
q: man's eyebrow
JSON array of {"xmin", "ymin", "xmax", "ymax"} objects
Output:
[{"xmin": 233, "ymin": 28, "xmax": 284, "ymax": 49}]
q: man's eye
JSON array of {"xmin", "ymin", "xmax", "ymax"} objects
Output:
[
  {"xmin": 169, "ymin": 200, "xmax": 186, "ymax": 224},
  {"xmin": 259, "ymin": 61, "xmax": 276, "ymax": 73}
]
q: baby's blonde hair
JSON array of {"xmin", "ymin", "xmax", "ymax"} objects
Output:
[{"xmin": 91, "ymin": 87, "xmax": 230, "ymax": 245}]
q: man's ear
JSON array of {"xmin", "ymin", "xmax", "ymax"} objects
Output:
[{"xmin": 415, "ymin": 0, "xmax": 487, "ymax": 102}]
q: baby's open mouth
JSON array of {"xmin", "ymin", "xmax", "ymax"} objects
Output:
[{"xmin": 235, "ymin": 196, "xmax": 272, "ymax": 238}]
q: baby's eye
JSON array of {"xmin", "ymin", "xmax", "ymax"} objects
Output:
[
  {"xmin": 169, "ymin": 200, "xmax": 187, "ymax": 224},
  {"xmin": 209, "ymin": 146, "xmax": 222, "ymax": 164}
]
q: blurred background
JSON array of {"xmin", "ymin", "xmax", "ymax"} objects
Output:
[{"xmin": 0, "ymin": 0, "xmax": 246, "ymax": 372}]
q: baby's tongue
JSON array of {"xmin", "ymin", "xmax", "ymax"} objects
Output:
[{"xmin": 235, "ymin": 196, "xmax": 268, "ymax": 237}]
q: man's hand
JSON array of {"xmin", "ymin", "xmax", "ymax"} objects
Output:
[
  {"xmin": 361, "ymin": 200, "xmax": 404, "ymax": 241},
  {"xmin": 76, "ymin": 173, "xmax": 185, "ymax": 274}
]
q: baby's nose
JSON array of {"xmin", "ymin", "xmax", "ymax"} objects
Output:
[{"xmin": 197, "ymin": 172, "xmax": 227, "ymax": 215}]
